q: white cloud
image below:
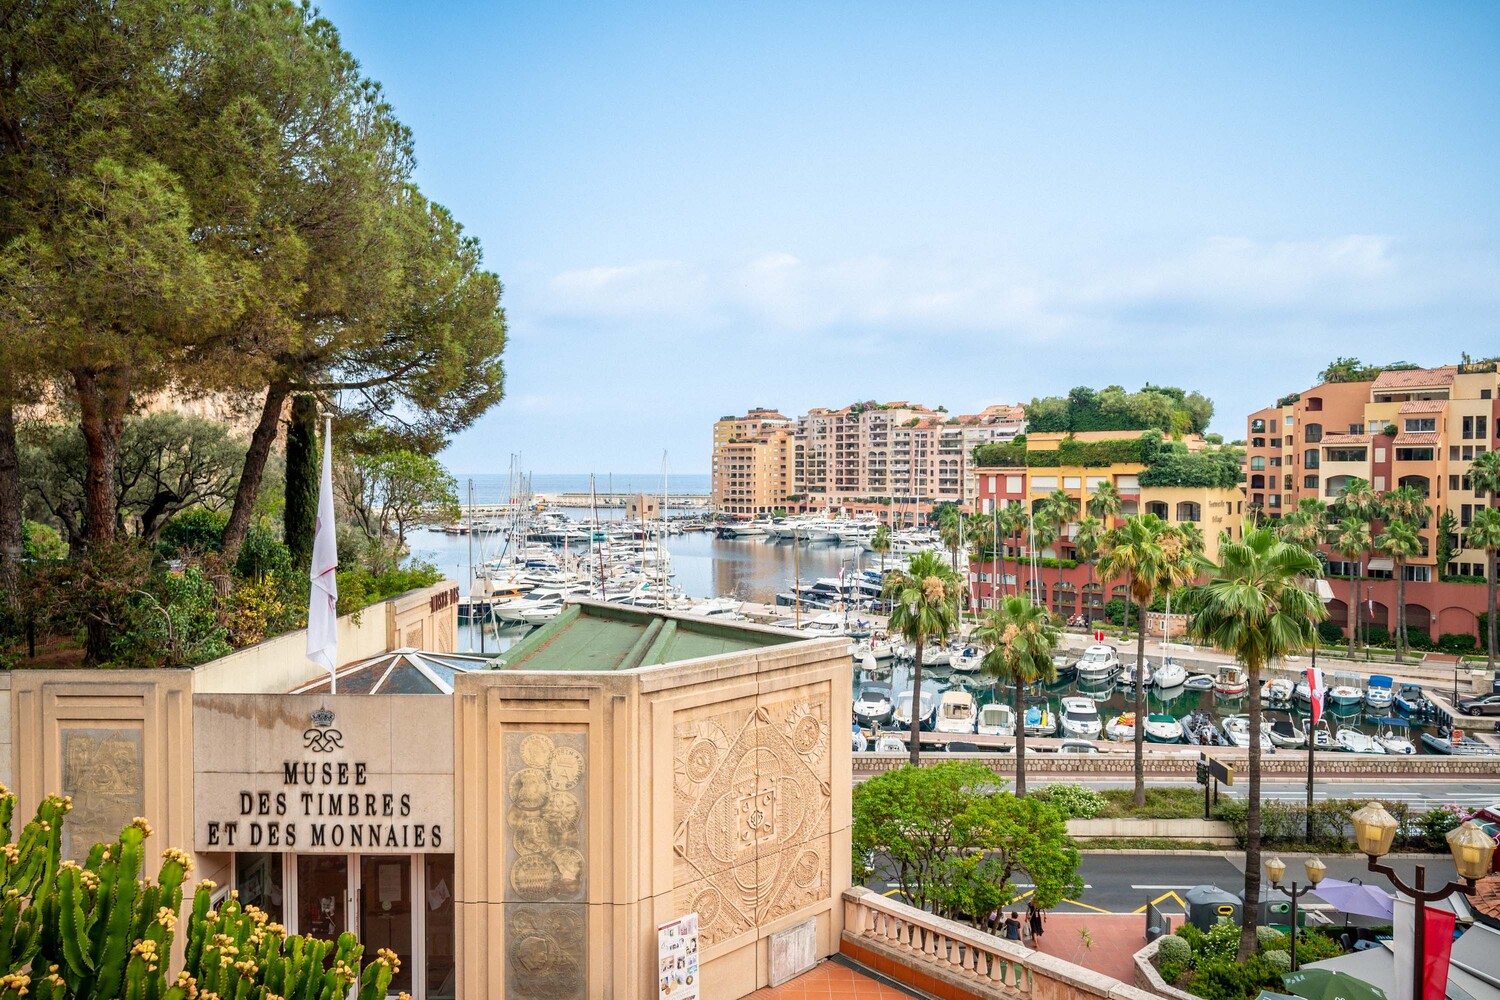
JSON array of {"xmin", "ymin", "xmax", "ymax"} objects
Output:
[{"xmin": 542, "ymin": 259, "xmax": 712, "ymax": 321}]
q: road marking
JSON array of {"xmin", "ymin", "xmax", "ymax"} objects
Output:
[
  {"xmin": 1130, "ymin": 884, "xmax": 1189, "ymax": 890},
  {"xmin": 1059, "ymin": 898, "xmax": 1114, "ymax": 914},
  {"xmin": 1132, "ymin": 890, "xmax": 1187, "ymax": 914}
]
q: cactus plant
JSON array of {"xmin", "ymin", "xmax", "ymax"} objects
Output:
[{"xmin": 0, "ymin": 785, "xmax": 407, "ymax": 1000}]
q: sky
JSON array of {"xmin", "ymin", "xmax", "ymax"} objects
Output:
[{"xmin": 317, "ymin": 0, "xmax": 1500, "ymax": 475}]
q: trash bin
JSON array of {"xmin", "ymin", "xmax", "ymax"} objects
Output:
[
  {"xmin": 1241, "ymin": 885, "xmax": 1306, "ymax": 930},
  {"xmin": 1184, "ymin": 885, "xmax": 1242, "ymax": 931}
]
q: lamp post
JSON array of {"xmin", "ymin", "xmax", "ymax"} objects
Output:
[
  {"xmin": 1351, "ymin": 802, "xmax": 1497, "ymax": 1000},
  {"xmin": 1264, "ymin": 856, "xmax": 1327, "ymax": 971}
]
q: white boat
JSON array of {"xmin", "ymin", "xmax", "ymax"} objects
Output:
[
  {"xmin": 950, "ymin": 645, "xmax": 983, "ymax": 673},
  {"xmin": 1328, "ymin": 685, "xmax": 1364, "ymax": 706},
  {"xmin": 1075, "ymin": 644, "xmax": 1121, "ymax": 681},
  {"xmin": 1263, "ymin": 678, "xmax": 1294, "ymax": 702},
  {"xmin": 1120, "ymin": 659, "xmax": 1155, "ymax": 688},
  {"xmin": 919, "ymin": 643, "xmax": 952, "ymax": 668},
  {"xmin": 1056, "ymin": 739, "xmax": 1100, "ymax": 755},
  {"xmin": 1365, "ymin": 676, "xmax": 1395, "ymax": 711},
  {"xmin": 1023, "ymin": 702, "xmax": 1058, "ymax": 737},
  {"xmin": 1105, "ymin": 713, "xmax": 1136, "ymax": 742},
  {"xmin": 1154, "ymin": 658, "xmax": 1187, "ymax": 689},
  {"xmin": 894, "ymin": 689, "xmax": 937, "ymax": 730},
  {"xmin": 873, "ymin": 735, "xmax": 907, "ymax": 753},
  {"xmin": 1214, "ymin": 665, "xmax": 1248, "ymax": 696},
  {"xmin": 1335, "ymin": 728, "xmax": 1385, "ymax": 754},
  {"xmin": 1060, "ymin": 697, "xmax": 1102, "ymax": 739},
  {"xmin": 1143, "ymin": 714, "xmax": 1184, "ymax": 744},
  {"xmin": 977, "ymin": 702, "xmax": 1016, "ymax": 737},
  {"xmin": 1221, "ymin": 715, "xmax": 1274, "ymax": 750},
  {"xmin": 516, "ymin": 603, "xmax": 566, "ymax": 625},
  {"xmin": 852, "ymin": 727, "xmax": 868, "ymax": 752},
  {"xmin": 1268, "ymin": 718, "xmax": 1306, "ymax": 748},
  {"xmin": 934, "ymin": 690, "xmax": 979, "ymax": 734},
  {"xmin": 1184, "ymin": 673, "xmax": 1215, "ymax": 690},
  {"xmin": 1375, "ymin": 729, "xmax": 1416, "ymax": 755},
  {"xmin": 850, "ymin": 638, "xmax": 894, "ymax": 661},
  {"xmin": 853, "ymin": 683, "xmax": 894, "ymax": 726}
]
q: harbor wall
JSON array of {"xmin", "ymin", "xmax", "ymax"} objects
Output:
[{"xmin": 851, "ymin": 750, "xmax": 1500, "ymax": 780}]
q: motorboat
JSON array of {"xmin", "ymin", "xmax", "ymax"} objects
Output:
[
  {"xmin": 977, "ymin": 702, "xmax": 1016, "ymax": 737},
  {"xmin": 1394, "ymin": 684, "xmax": 1430, "ymax": 718},
  {"xmin": 1221, "ymin": 715, "xmax": 1274, "ymax": 751},
  {"xmin": 1056, "ymin": 739, "xmax": 1100, "ymax": 755},
  {"xmin": 1365, "ymin": 675, "xmax": 1395, "ymax": 711},
  {"xmin": 1335, "ymin": 728, "xmax": 1385, "ymax": 755},
  {"xmin": 1105, "ymin": 713, "xmax": 1136, "ymax": 742},
  {"xmin": 850, "ymin": 637, "xmax": 894, "ymax": 662},
  {"xmin": 852, "ymin": 725, "xmax": 868, "ymax": 752},
  {"xmin": 1075, "ymin": 644, "xmax": 1122, "ymax": 681},
  {"xmin": 1059, "ymin": 697, "xmax": 1102, "ymax": 740},
  {"xmin": 1180, "ymin": 710, "xmax": 1225, "ymax": 746},
  {"xmin": 1214, "ymin": 665, "xmax": 1249, "ymax": 696},
  {"xmin": 1328, "ymin": 684, "xmax": 1364, "ymax": 707},
  {"xmin": 1420, "ymin": 729, "xmax": 1500, "ymax": 756},
  {"xmin": 1184, "ymin": 673, "xmax": 1216, "ymax": 691},
  {"xmin": 1293, "ymin": 681, "xmax": 1312, "ymax": 703},
  {"xmin": 1263, "ymin": 678, "xmax": 1294, "ymax": 703},
  {"xmin": 1310, "ymin": 720, "xmax": 1337, "ymax": 751},
  {"xmin": 853, "ymin": 683, "xmax": 895, "ymax": 726},
  {"xmin": 1375, "ymin": 728, "xmax": 1416, "ymax": 755},
  {"xmin": 934, "ymin": 690, "xmax": 979, "ymax": 734},
  {"xmin": 1154, "ymin": 658, "xmax": 1187, "ymax": 690},
  {"xmin": 1051, "ymin": 652, "xmax": 1078, "ymax": 683},
  {"xmin": 1023, "ymin": 700, "xmax": 1058, "ymax": 738},
  {"xmin": 1144, "ymin": 714, "xmax": 1184, "ymax": 744},
  {"xmin": 1268, "ymin": 718, "xmax": 1306, "ymax": 749},
  {"xmin": 894, "ymin": 689, "xmax": 937, "ymax": 731},
  {"xmin": 516, "ymin": 602, "xmax": 566, "ymax": 625},
  {"xmin": 1119, "ymin": 659, "xmax": 1155, "ymax": 689},
  {"xmin": 873, "ymin": 735, "xmax": 907, "ymax": 753},
  {"xmin": 950, "ymin": 645, "xmax": 983, "ymax": 674},
  {"xmin": 920, "ymin": 643, "xmax": 952, "ymax": 668}
]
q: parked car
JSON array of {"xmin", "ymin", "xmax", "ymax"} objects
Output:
[{"xmin": 1457, "ymin": 693, "xmax": 1500, "ymax": 717}]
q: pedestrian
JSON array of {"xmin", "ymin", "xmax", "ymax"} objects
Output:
[
  {"xmin": 1027, "ymin": 901, "xmax": 1044, "ymax": 943},
  {"xmin": 1003, "ymin": 911, "xmax": 1022, "ymax": 941}
]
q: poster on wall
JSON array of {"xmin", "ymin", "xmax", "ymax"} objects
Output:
[{"xmin": 656, "ymin": 912, "xmax": 700, "ymax": 1000}]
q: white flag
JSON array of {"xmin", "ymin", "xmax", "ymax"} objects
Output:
[{"xmin": 307, "ymin": 419, "xmax": 339, "ymax": 690}]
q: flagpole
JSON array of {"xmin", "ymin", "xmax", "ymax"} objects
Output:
[{"xmin": 308, "ymin": 411, "xmax": 339, "ymax": 694}]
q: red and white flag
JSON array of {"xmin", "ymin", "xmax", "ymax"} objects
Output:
[
  {"xmin": 1306, "ymin": 667, "xmax": 1324, "ymax": 727},
  {"xmin": 307, "ymin": 419, "xmax": 339, "ymax": 691},
  {"xmin": 1393, "ymin": 897, "xmax": 1456, "ymax": 1000}
]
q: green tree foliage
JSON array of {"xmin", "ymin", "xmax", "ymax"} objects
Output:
[
  {"xmin": 334, "ymin": 449, "xmax": 460, "ymax": 552},
  {"xmin": 20, "ymin": 521, "xmax": 66, "ymax": 561},
  {"xmin": 851, "ymin": 762, "xmax": 1082, "ymax": 926},
  {"xmin": 1023, "ymin": 385, "xmax": 1214, "ymax": 436},
  {"xmin": 882, "ymin": 551, "xmax": 960, "ymax": 766},
  {"xmin": 0, "ymin": 792, "xmax": 399, "ymax": 1000},
  {"xmin": 974, "ymin": 595, "xmax": 1060, "ymax": 796},
  {"xmin": 1136, "ymin": 445, "xmax": 1242, "ymax": 489},
  {"xmin": 283, "ymin": 397, "xmax": 320, "ymax": 569},
  {"xmin": 1470, "ymin": 451, "xmax": 1500, "ymax": 670}
]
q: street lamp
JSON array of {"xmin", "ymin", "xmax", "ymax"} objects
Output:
[
  {"xmin": 1264, "ymin": 856, "xmax": 1327, "ymax": 971},
  {"xmin": 1351, "ymin": 802, "xmax": 1497, "ymax": 1000}
]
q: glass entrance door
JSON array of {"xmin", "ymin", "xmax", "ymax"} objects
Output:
[
  {"xmin": 359, "ymin": 856, "xmax": 414, "ymax": 997},
  {"xmin": 296, "ymin": 855, "xmax": 349, "ymax": 941}
]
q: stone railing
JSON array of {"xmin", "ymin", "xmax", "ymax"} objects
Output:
[
  {"xmin": 852, "ymin": 750, "xmax": 1500, "ymax": 780},
  {"xmin": 841, "ymin": 886, "xmax": 1157, "ymax": 1000}
]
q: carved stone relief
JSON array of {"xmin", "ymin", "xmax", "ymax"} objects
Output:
[
  {"xmin": 505, "ymin": 905, "xmax": 586, "ymax": 1000},
  {"xmin": 60, "ymin": 727, "xmax": 144, "ymax": 860}
]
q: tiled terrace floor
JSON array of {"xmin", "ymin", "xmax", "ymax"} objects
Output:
[{"xmin": 745, "ymin": 958, "xmax": 923, "ymax": 998}]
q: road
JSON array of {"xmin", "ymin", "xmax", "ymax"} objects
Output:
[{"xmin": 1023, "ymin": 775, "xmax": 1500, "ymax": 812}]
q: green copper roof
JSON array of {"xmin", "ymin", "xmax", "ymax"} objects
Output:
[{"xmin": 495, "ymin": 602, "xmax": 799, "ymax": 672}]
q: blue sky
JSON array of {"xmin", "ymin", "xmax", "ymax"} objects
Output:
[{"xmin": 318, "ymin": 1, "xmax": 1500, "ymax": 475}]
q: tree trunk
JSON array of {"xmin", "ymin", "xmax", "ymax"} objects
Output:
[
  {"xmin": 1013, "ymin": 675, "xmax": 1026, "ymax": 797},
  {"xmin": 1239, "ymin": 663, "xmax": 1263, "ymax": 962},
  {"xmin": 1351, "ymin": 561, "xmax": 1363, "ymax": 657},
  {"xmin": 222, "ymin": 381, "xmax": 292, "ymax": 563},
  {"xmin": 73, "ymin": 367, "xmax": 132, "ymax": 664},
  {"xmin": 1394, "ymin": 565, "xmax": 1405, "ymax": 663},
  {"xmin": 1133, "ymin": 583, "xmax": 1147, "ymax": 807},
  {"xmin": 909, "ymin": 642, "xmax": 924, "ymax": 768},
  {"xmin": 1487, "ymin": 549, "xmax": 1497, "ymax": 673},
  {"xmin": 1086, "ymin": 563, "xmax": 1095, "ymax": 624},
  {"xmin": 0, "ymin": 398, "xmax": 22, "ymax": 583},
  {"xmin": 283, "ymin": 395, "xmax": 319, "ymax": 569}
]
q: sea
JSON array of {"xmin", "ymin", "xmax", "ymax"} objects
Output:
[{"xmin": 450, "ymin": 472, "xmax": 711, "ymax": 505}]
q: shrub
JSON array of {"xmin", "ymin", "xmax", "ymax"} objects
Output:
[
  {"xmin": 1418, "ymin": 804, "xmax": 1470, "ymax": 850},
  {"xmin": 158, "ymin": 507, "xmax": 230, "ymax": 555},
  {"xmin": 1190, "ymin": 955, "xmax": 1282, "ymax": 1000},
  {"xmin": 1405, "ymin": 628, "xmax": 1436, "ymax": 652},
  {"xmin": 1032, "ymin": 783, "xmax": 1106, "ymax": 819},
  {"xmin": 1156, "ymin": 934, "xmax": 1192, "ymax": 967},
  {"xmin": 1215, "ymin": 797, "xmax": 1417, "ymax": 850},
  {"xmin": 1364, "ymin": 625, "xmax": 1391, "ymax": 646},
  {"xmin": 1256, "ymin": 926, "xmax": 1288, "ymax": 952},
  {"xmin": 1158, "ymin": 960, "xmax": 1186, "ymax": 985},
  {"xmin": 1317, "ymin": 621, "xmax": 1345, "ymax": 644},
  {"xmin": 1439, "ymin": 633, "xmax": 1478, "ymax": 653},
  {"xmin": 1201, "ymin": 916, "xmax": 1240, "ymax": 964},
  {"xmin": 1293, "ymin": 931, "xmax": 1343, "ymax": 965},
  {"xmin": 1174, "ymin": 921, "xmax": 1205, "ymax": 954},
  {"xmin": 1264, "ymin": 949, "xmax": 1292, "ymax": 973},
  {"xmin": 20, "ymin": 519, "xmax": 67, "ymax": 560}
]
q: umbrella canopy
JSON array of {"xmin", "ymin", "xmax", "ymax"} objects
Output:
[
  {"xmin": 1282, "ymin": 968, "xmax": 1388, "ymax": 1000},
  {"xmin": 1307, "ymin": 878, "xmax": 1395, "ymax": 921},
  {"xmin": 1256, "ymin": 992, "xmax": 1301, "ymax": 1000}
]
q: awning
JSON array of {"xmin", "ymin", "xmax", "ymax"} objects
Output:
[
  {"xmin": 1315, "ymin": 579, "xmax": 1335, "ymax": 602},
  {"xmin": 1367, "ymin": 558, "xmax": 1394, "ymax": 572}
]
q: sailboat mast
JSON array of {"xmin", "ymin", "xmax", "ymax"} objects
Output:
[
  {"xmin": 794, "ymin": 524, "xmax": 801, "ymax": 629},
  {"xmin": 466, "ymin": 478, "xmax": 476, "ymax": 653}
]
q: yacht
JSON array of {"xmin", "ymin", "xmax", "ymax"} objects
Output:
[
  {"xmin": 1365, "ymin": 676, "xmax": 1395, "ymax": 711},
  {"xmin": 977, "ymin": 702, "xmax": 1016, "ymax": 737},
  {"xmin": 853, "ymin": 683, "xmax": 895, "ymax": 726},
  {"xmin": 1154, "ymin": 658, "xmax": 1187, "ymax": 689},
  {"xmin": 894, "ymin": 689, "xmax": 938, "ymax": 731},
  {"xmin": 1335, "ymin": 728, "xmax": 1385, "ymax": 755},
  {"xmin": 1214, "ymin": 665, "xmax": 1248, "ymax": 696},
  {"xmin": 950, "ymin": 645, "xmax": 983, "ymax": 673},
  {"xmin": 934, "ymin": 690, "xmax": 979, "ymax": 734},
  {"xmin": 1059, "ymin": 697, "xmax": 1102, "ymax": 739},
  {"xmin": 1074, "ymin": 644, "xmax": 1121, "ymax": 682},
  {"xmin": 1221, "ymin": 715, "xmax": 1274, "ymax": 750},
  {"xmin": 1143, "ymin": 714, "xmax": 1183, "ymax": 744}
]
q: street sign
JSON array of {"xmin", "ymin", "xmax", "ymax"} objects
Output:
[{"xmin": 1200, "ymin": 753, "xmax": 1234, "ymax": 786}]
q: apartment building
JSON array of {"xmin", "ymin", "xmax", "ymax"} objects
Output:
[
  {"xmin": 969, "ymin": 432, "xmax": 1243, "ymax": 619},
  {"xmin": 710, "ymin": 408, "xmax": 794, "ymax": 516},
  {"xmin": 714, "ymin": 401, "xmax": 1024, "ymax": 522},
  {"xmin": 1246, "ymin": 362, "xmax": 1500, "ymax": 642}
]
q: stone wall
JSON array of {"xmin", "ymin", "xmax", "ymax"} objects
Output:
[{"xmin": 852, "ymin": 751, "xmax": 1500, "ymax": 780}]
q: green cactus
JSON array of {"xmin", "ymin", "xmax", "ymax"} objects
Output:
[{"xmin": 0, "ymin": 790, "xmax": 405, "ymax": 1000}]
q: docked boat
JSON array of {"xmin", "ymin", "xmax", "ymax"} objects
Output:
[
  {"xmin": 1075, "ymin": 644, "xmax": 1122, "ymax": 682},
  {"xmin": 1154, "ymin": 658, "xmax": 1187, "ymax": 690},
  {"xmin": 1328, "ymin": 684, "xmax": 1364, "ymax": 707},
  {"xmin": 1214, "ymin": 665, "xmax": 1249, "ymax": 696},
  {"xmin": 934, "ymin": 690, "xmax": 979, "ymax": 734},
  {"xmin": 1119, "ymin": 659, "xmax": 1155, "ymax": 689},
  {"xmin": 1293, "ymin": 681, "xmax": 1312, "ymax": 703},
  {"xmin": 852, "ymin": 725, "xmax": 868, "ymax": 752},
  {"xmin": 1023, "ymin": 700, "xmax": 1058, "ymax": 737},
  {"xmin": 977, "ymin": 702, "xmax": 1016, "ymax": 737},
  {"xmin": 1056, "ymin": 739, "xmax": 1100, "ymax": 755},
  {"xmin": 1221, "ymin": 715, "xmax": 1275, "ymax": 751},
  {"xmin": 1335, "ymin": 728, "xmax": 1385, "ymax": 754},
  {"xmin": 853, "ymin": 683, "xmax": 895, "ymax": 726},
  {"xmin": 894, "ymin": 689, "xmax": 937, "ymax": 731},
  {"xmin": 1184, "ymin": 673, "xmax": 1216, "ymax": 691},
  {"xmin": 1310, "ymin": 720, "xmax": 1337, "ymax": 751},
  {"xmin": 1105, "ymin": 712, "xmax": 1136, "ymax": 742},
  {"xmin": 873, "ymin": 735, "xmax": 907, "ymax": 753},
  {"xmin": 1375, "ymin": 728, "xmax": 1416, "ymax": 755},
  {"xmin": 1365, "ymin": 675, "xmax": 1395, "ymax": 711},
  {"xmin": 1051, "ymin": 652, "xmax": 1078, "ymax": 683},
  {"xmin": 950, "ymin": 645, "xmax": 983, "ymax": 674},
  {"xmin": 1180, "ymin": 710, "xmax": 1226, "ymax": 746},
  {"xmin": 1144, "ymin": 714, "xmax": 1184, "ymax": 744},
  {"xmin": 1268, "ymin": 718, "xmax": 1306, "ymax": 749},
  {"xmin": 1395, "ymin": 684, "xmax": 1431, "ymax": 718},
  {"xmin": 1263, "ymin": 678, "xmax": 1294, "ymax": 703},
  {"xmin": 1420, "ymin": 729, "xmax": 1500, "ymax": 756},
  {"xmin": 1060, "ymin": 697, "xmax": 1102, "ymax": 739}
]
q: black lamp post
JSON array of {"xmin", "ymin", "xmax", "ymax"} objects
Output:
[
  {"xmin": 1352, "ymin": 802, "xmax": 1497, "ymax": 1000},
  {"xmin": 1264, "ymin": 856, "xmax": 1327, "ymax": 971}
]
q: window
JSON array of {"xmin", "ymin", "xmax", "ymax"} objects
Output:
[
  {"xmin": 1063, "ymin": 476, "xmax": 1082, "ymax": 489},
  {"xmin": 1347, "ymin": 424, "xmax": 1363, "ymax": 435},
  {"xmin": 1450, "ymin": 475, "xmax": 1460, "ymax": 491},
  {"xmin": 1304, "ymin": 449, "xmax": 1320, "ymax": 469},
  {"xmin": 1304, "ymin": 475, "xmax": 1319, "ymax": 489},
  {"xmin": 1031, "ymin": 475, "xmax": 1058, "ymax": 491},
  {"xmin": 1270, "ymin": 456, "xmax": 1282, "ymax": 467},
  {"xmin": 1305, "ymin": 423, "xmax": 1323, "ymax": 443},
  {"xmin": 1326, "ymin": 447, "xmax": 1367, "ymax": 462},
  {"xmin": 1176, "ymin": 501, "xmax": 1201, "ymax": 522},
  {"xmin": 1251, "ymin": 437, "xmax": 1265, "ymax": 448},
  {"xmin": 1250, "ymin": 456, "xmax": 1266, "ymax": 471},
  {"xmin": 1483, "ymin": 389, "xmax": 1493, "ymax": 400},
  {"xmin": 1086, "ymin": 476, "xmax": 1108, "ymax": 492},
  {"xmin": 1404, "ymin": 418, "xmax": 1436, "ymax": 433},
  {"xmin": 1251, "ymin": 419, "xmax": 1267, "ymax": 433},
  {"xmin": 1403, "ymin": 565, "xmax": 1431, "ymax": 583},
  {"xmin": 1250, "ymin": 474, "xmax": 1265, "ymax": 489},
  {"xmin": 1285, "ymin": 415, "xmax": 1293, "ymax": 427},
  {"xmin": 1462, "ymin": 503, "xmax": 1473, "ymax": 527},
  {"xmin": 1395, "ymin": 448, "xmax": 1434, "ymax": 462},
  {"xmin": 1369, "ymin": 420, "xmax": 1384, "ymax": 434},
  {"xmin": 1005, "ymin": 475, "xmax": 1022, "ymax": 493},
  {"xmin": 1146, "ymin": 501, "xmax": 1169, "ymax": 518}
]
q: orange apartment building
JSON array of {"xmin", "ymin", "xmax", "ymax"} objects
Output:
[
  {"xmin": 1246, "ymin": 362, "xmax": 1500, "ymax": 642},
  {"xmin": 711, "ymin": 402, "xmax": 1025, "ymax": 523}
]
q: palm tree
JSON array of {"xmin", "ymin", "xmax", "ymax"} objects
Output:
[
  {"xmin": 1471, "ymin": 451, "xmax": 1500, "ymax": 668},
  {"xmin": 1043, "ymin": 489, "xmax": 1081, "ymax": 610},
  {"xmin": 1333, "ymin": 516, "xmax": 1374, "ymax": 655},
  {"xmin": 1186, "ymin": 526, "xmax": 1323, "ymax": 962},
  {"xmin": 966, "ymin": 511, "xmax": 995, "ymax": 609},
  {"xmin": 1088, "ymin": 480, "xmax": 1123, "ymax": 525},
  {"xmin": 870, "ymin": 522, "xmax": 892, "ymax": 582},
  {"xmin": 974, "ymin": 595, "xmax": 1060, "ymax": 797},
  {"xmin": 1466, "ymin": 507, "xmax": 1500, "ymax": 672},
  {"xmin": 1096, "ymin": 514, "xmax": 1170, "ymax": 806},
  {"xmin": 938, "ymin": 505, "xmax": 965, "ymax": 573},
  {"xmin": 1277, "ymin": 497, "xmax": 1327, "ymax": 550},
  {"xmin": 1030, "ymin": 515, "xmax": 1059, "ymax": 613},
  {"xmin": 1336, "ymin": 478, "xmax": 1383, "ymax": 657},
  {"xmin": 882, "ymin": 549, "xmax": 960, "ymax": 766},
  {"xmin": 993, "ymin": 502, "xmax": 1024, "ymax": 598},
  {"xmin": 1073, "ymin": 515, "xmax": 1105, "ymax": 624},
  {"xmin": 1378, "ymin": 519, "xmax": 1422, "ymax": 662},
  {"xmin": 1382, "ymin": 484, "xmax": 1429, "ymax": 527}
]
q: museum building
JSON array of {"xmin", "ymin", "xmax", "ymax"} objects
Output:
[{"xmin": 0, "ymin": 584, "xmax": 853, "ymax": 999}]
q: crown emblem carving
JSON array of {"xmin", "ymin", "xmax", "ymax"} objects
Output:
[{"xmin": 311, "ymin": 707, "xmax": 335, "ymax": 728}]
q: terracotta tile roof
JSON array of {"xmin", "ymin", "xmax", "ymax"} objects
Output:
[
  {"xmin": 1472, "ymin": 874, "xmax": 1500, "ymax": 928},
  {"xmin": 1394, "ymin": 432, "xmax": 1439, "ymax": 446},
  {"xmin": 1372, "ymin": 366, "xmax": 1457, "ymax": 390},
  {"xmin": 1320, "ymin": 433, "xmax": 1369, "ymax": 446},
  {"xmin": 1399, "ymin": 399, "xmax": 1448, "ymax": 414}
]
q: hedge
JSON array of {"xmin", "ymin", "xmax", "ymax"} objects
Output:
[{"xmin": 1216, "ymin": 797, "xmax": 1419, "ymax": 851}]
